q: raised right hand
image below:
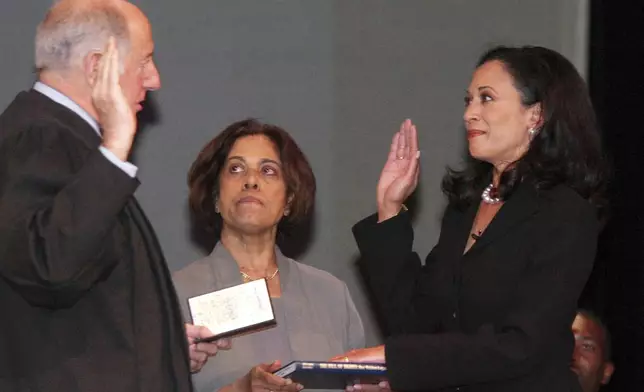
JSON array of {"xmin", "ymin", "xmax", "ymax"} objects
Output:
[
  {"xmin": 92, "ymin": 36, "xmax": 137, "ymax": 161},
  {"xmin": 235, "ymin": 361, "xmax": 303, "ymax": 392},
  {"xmin": 376, "ymin": 119, "xmax": 420, "ymax": 222}
]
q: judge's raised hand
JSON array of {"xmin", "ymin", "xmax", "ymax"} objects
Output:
[
  {"xmin": 377, "ymin": 119, "xmax": 420, "ymax": 222},
  {"xmin": 91, "ymin": 36, "xmax": 137, "ymax": 162},
  {"xmin": 185, "ymin": 323, "xmax": 232, "ymax": 373},
  {"xmin": 234, "ymin": 360, "xmax": 303, "ymax": 392}
]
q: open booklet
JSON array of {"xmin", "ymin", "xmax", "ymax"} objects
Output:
[
  {"xmin": 188, "ymin": 278, "xmax": 276, "ymax": 343},
  {"xmin": 274, "ymin": 361, "xmax": 388, "ymax": 390}
]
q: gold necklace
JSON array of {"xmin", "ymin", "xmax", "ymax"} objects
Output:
[{"xmin": 240, "ymin": 268, "xmax": 279, "ymax": 282}]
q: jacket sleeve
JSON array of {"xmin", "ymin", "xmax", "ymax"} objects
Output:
[
  {"xmin": 353, "ymin": 209, "xmax": 448, "ymax": 336},
  {"xmin": 0, "ymin": 125, "xmax": 139, "ymax": 309},
  {"xmin": 376, "ymin": 202, "xmax": 597, "ymax": 390}
]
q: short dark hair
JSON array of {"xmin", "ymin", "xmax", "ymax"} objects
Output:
[
  {"xmin": 442, "ymin": 46, "xmax": 607, "ymax": 215},
  {"xmin": 188, "ymin": 118, "xmax": 316, "ymax": 236},
  {"xmin": 577, "ymin": 309, "xmax": 612, "ymax": 361}
]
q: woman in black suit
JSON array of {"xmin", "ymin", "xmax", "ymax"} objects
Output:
[{"xmin": 333, "ymin": 46, "xmax": 606, "ymax": 391}]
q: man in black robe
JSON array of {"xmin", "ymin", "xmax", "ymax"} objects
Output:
[{"xmin": 0, "ymin": 1, "xmax": 224, "ymax": 390}]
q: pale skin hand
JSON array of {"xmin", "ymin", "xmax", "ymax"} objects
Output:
[
  {"xmin": 377, "ymin": 119, "xmax": 421, "ymax": 222},
  {"xmin": 226, "ymin": 360, "xmax": 303, "ymax": 392},
  {"xmin": 185, "ymin": 323, "xmax": 232, "ymax": 373},
  {"xmin": 91, "ymin": 37, "xmax": 137, "ymax": 162},
  {"xmin": 329, "ymin": 346, "xmax": 391, "ymax": 392}
]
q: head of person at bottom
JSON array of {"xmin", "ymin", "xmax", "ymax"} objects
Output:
[
  {"xmin": 188, "ymin": 118, "xmax": 316, "ymax": 259},
  {"xmin": 571, "ymin": 309, "xmax": 614, "ymax": 392},
  {"xmin": 443, "ymin": 45, "xmax": 606, "ymax": 211}
]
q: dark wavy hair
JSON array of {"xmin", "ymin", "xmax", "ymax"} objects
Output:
[
  {"xmin": 442, "ymin": 46, "xmax": 606, "ymax": 215},
  {"xmin": 188, "ymin": 119, "xmax": 316, "ymax": 236}
]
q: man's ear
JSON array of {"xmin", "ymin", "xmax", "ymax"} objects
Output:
[
  {"xmin": 83, "ymin": 50, "xmax": 102, "ymax": 87},
  {"xmin": 601, "ymin": 362, "xmax": 615, "ymax": 385}
]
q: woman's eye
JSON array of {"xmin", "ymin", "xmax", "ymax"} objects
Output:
[
  {"xmin": 229, "ymin": 164, "xmax": 244, "ymax": 173},
  {"xmin": 582, "ymin": 343, "xmax": 596, "ymax": 352}
]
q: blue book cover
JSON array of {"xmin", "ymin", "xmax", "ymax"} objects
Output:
[{"xmin": 273, "ymin": 361, "xmax": 388, "ymax": 390}]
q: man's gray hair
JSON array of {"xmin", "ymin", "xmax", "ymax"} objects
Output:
[{"xmin": 35, "ymin": 0, "xmax": 130, "ymax": 72}]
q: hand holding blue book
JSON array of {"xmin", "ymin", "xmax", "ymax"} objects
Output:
[{"xmin": 273, "ymin": 361, "xmax": 388, "ymax": 390}]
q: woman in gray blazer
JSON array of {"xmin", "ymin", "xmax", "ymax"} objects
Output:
[{"xmin": 173, "ymin": 119, "xmax": 365, "ymax": 392}]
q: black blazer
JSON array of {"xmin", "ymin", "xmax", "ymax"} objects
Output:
[
  {"xmin": 0, "ymin": 90, "xmax": 192, "ymax": 391},
  {"xmin": 353, "ymin": 182, "xmax": 598, "ymax": 392}
]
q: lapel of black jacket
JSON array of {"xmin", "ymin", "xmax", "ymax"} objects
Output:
[
  {"xmin": 439, "ymin": 181, "xmax": 541, "ymax": 263},
  {"xmin": 467, "ymin": 181, "xmax": 540, "ymax": 254},
  {"xmin": 442, "ymin": 203, "xmax": 478, "ymax": 262}
]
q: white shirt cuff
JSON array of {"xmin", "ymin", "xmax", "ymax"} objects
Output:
[{"xmin": 99, "ymin": 146, "xmax": 138, "ymax": 178}]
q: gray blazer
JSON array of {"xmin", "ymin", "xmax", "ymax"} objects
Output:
[{"xmin": 173, "ymin": 243, "xmax": 365, "ymax": 392}]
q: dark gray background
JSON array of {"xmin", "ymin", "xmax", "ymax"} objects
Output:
[{"xmin": 0, "ymin": 0, "xmax": 588, "ymax": 345}]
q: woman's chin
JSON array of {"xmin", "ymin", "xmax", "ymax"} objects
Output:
[
  {"xmin": 228, "ymin": 218, "xmax": 276, "ymax": 236},
  {"xmin": 468, "ymin": 147, "xmax": 486, "ymax": 161}
]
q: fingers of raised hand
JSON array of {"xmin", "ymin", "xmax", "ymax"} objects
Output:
[
  {"xmin": 102, "ymin": 38, "xmax": 118, "ymax": 101},
  {"xmin": 409, "ymin": 123, "xmax": 419, "ymax": 154},
  {"xmin": 92, "ymin": 39, "xmax": 109, "ymax": 102},
  {"xmin": 387, "ymin": 132, "xmax": 401, "ymax": 162},
  {"xmin": 92, "ymin": 37, "xmax": 126, "ymax": 121},
  {"xmin": 393, "ymin": 119, "xmax": 418, "ymax": 162},
  {"xmin": 395, "ymin": 122, "xmax": 408, "ymax": 160},
  {"xmin": 404, "ymin": 146, "xmax": 421, "ymax": 182}
]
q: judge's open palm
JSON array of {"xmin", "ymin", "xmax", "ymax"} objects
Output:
[
  {"xmin": 376, "ymin": 119, "xmax": 420, "ymax": 222},
  {"xmin": 92, "ymin": 37, "xmax": 137, "ymax": 161}
]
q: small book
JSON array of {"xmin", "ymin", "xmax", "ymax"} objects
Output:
[
  {"xmin": 188, "ymin": 278, "xmax": 276, "ymax": 343},
  {"xmin": 273, "ymin": 361, "xmax": 388, "ymax": 390}
]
